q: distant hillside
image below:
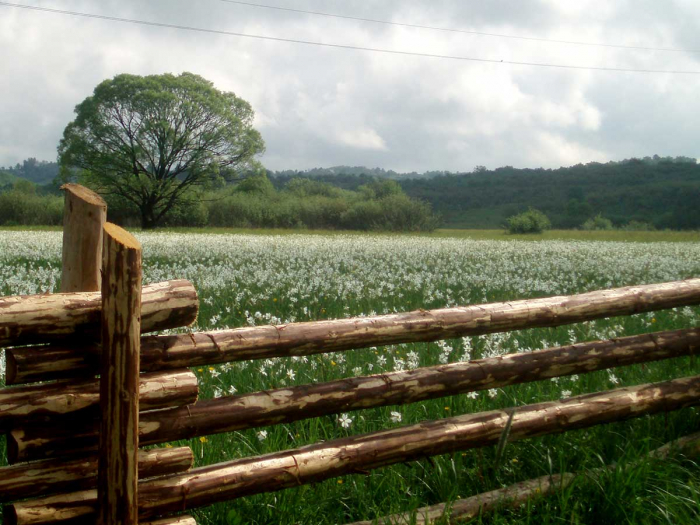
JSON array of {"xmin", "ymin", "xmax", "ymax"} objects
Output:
[
  {"xmin": 2, "ymin": 158, "xmax": 59, "ymax": 185},
  {"xmin": 0, "ymin": 170, "xmax": 19, "ymax": 188},
  {"xmin": 272, "ymin": 156, "xmax": 700, "ymax": 230}
]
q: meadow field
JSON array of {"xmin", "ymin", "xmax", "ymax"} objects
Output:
[{"xmin": 2, "ymin": 229, "xmax": 700, "ymax": 524}]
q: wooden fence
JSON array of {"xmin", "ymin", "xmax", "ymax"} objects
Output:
[{"xmin": 1, "ymin": 183, "xmax": 699, "ymax": 524}]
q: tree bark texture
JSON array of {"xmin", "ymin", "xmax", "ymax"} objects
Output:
[
  {"xmin": 98, "ymin": 223, "xmax": 142, "ymax": 525},
  {"xmin": 0, "ymin": 279, "xmax": 198, "ymax": 348},
  {"xmin": 59, "ymin": 183, "xmax": 107, "ymax": 294},
  {"xmin": 6, "ymin": 375, "xmax": 700, "ymax": 524},
  {"xmin": 8, "ymin": 328, "xmax": 699, "ymax": 462},
  {"xmin": 0, "ymin": 369, "xmax": 198, "ymax": 431},
  {"xmin": 7, "ymin": 277, "xmax": 700, "ymax": 385},
  {"xmin": 0, "ymin": 447, "xmax": 193, "ymax": 503},
  {"xmin": 141, "ymin": 518, "xmax": 196, "ymax": 525},
  {"xmin": 343, "ymin": 431, "xmax": 700, "ymax": 524}
]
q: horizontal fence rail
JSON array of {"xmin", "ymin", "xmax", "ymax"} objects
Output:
[
  {"xmin": 0, "ymin": 279, "xmax": 198, "ymax": 347},
  {"xmin": 0, "ymin": 447, "xmax": 193, "ymax": 503},
  {"xmin": 344, "ymin": 431, "xmax": 700, "ymax": 525},
  {"xmin": 8, "ymin": 327, "xmax": 699, "ymax": 462},
  {"xmin": 7, "ymin": 278, "xmax": 700, "ymax": 385},
  {"xmin": 6, "ymin": 374, "xmax": 700, "ymax": 524},
  {"xmin": 0, "ymin": 370, "xmax": 198, "ymax": 431}
]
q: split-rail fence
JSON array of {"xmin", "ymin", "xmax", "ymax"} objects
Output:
[{"xmin": 1, "ymin": 183, "xmax": 699, "ymax": 524}]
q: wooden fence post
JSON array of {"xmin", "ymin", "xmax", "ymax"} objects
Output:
[
  {"xmin": 59, "ymin": 183, "xmax": 107, "ymax": 293},
  {"xmin": 98, "ymin": 223, "xmax": 142, "ymax": 525}
]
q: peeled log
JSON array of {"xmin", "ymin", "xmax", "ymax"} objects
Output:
[
  {"xmin": 344, "ymin": 431, "xmax": 700, "ymax": 524},
  {"xmin": 0, "ymin": 279, "xmax": 198, "ymax": 347},
  {"xmin": 8, "ymin": 328, "xmax": 700, "ymax": 462},
  {"xmin": 0, "ymin": 369, "xmax": 198, "ymax": 431},
  {"xmin": 6, "ymin": 375, "xmax": 700, "ymax": 524},
  {"xmin": 7, "ymin": 278, "xmax": 700, "ymax": 385},
  {"xmin": 59, "ymin": 183, "xmax": 107, "ymax": 294},
  {"xmin": 0, "ymin": 447, "xmax": 193, "ymax": 503},
  {"xmin": 346, "ymin": 474, "xmax": 575, "ymax": 525},
  {"xmin": 142, "ymin": 518, "xmax": 196, "ymax": 525},
  {"xmin": 98, "ymin": 223, "xmax": 142, "ymax": 525}
]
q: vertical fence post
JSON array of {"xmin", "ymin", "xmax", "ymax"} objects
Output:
[
  {"xmin": 60, "ymin": 183, "xmax": 107, "ymax": 293},
  {"xmin": 99, "ymin": 223, "xmax": 142, "ymax": 525}
]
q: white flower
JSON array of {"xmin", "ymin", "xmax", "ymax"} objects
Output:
[
  {"xmin": 488, "ymin": 388, "xmax": 498, "ymax": 399},
  {"xmin": 227, "ymin": 385, "xmax": 237, "ymax": 395},
  {"xmin": 286, "ymin": 368, "xmax": 296, "ymax": 380},
  {"xmin": 213, "ymin": 387, "xmax": 223, "ymax": 398},
  {"xmin": 338, "ymin": 413, "xmax": 353, "ymax": 429},
  {"xmin": 256, "ymin": 430, "xmax": 268, "ymax": 441},
  {"xmin": 609, "ymin": 373, "xmax": 620, "ymax": 385},
  {"xmin": 390, "ymin": 411, "xmax": 402, "ymax": 423},
  {"xmin": 561, "ymin": 390, "xmax": 572, "ymax": 399},
  {"xmin": 467, "ymin": 391, "xmax": 478, "ymax": 400}
]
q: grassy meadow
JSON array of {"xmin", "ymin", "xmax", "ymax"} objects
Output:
[{"xmin": 1, "ymin": 229, "xmax": 700, "ymax": 524}]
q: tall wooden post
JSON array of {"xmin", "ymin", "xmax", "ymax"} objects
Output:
[
  {"xmin": 98, "ymin": 223, "xmax": 142, "ymax": 525},
  {"xmin": 60, "ymin": 183, "xmax": 107, "ymax": 293}
]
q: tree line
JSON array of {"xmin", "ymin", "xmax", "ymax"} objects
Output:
[{"xmin": 0, "ymin": 175, "xmax": 439, "ymax": 232}]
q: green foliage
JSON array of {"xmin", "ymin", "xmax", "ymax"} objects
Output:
[
  {"xmin": 0, "ymin": 188, "xmax": 63, "ymax": 226},
  {"xmin": 203, "ymin": 177, "xmax": 438, "ymax": 231},
  {"xmin": 341, "ymin": 194, "xmax": 439, "ymax": 232},
  {"xmin": 506, "ymin": 208, "xmax": 551, "ymax": 234},
  {"xmin": 58, "ymin": 72, "xmax": 265, "ymax": 229},
  {"xmin": 234, "ymin": 173, "xmax": 276, "ymax": 195},
  {"xmin": 398, "ymin": 158, "xmax": 700, "ymax": 230},
  {"xmin": 581, "ymin": 214, "xmax": 613, "ymax": 231},
  {"xmin": 619, "ymin": 220, "xmax": 656, "ymax": 232}
]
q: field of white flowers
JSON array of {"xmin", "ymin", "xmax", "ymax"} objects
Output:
[{"xmin": 2, "ymin": 230, "xmax": 700, "ymax": 524}]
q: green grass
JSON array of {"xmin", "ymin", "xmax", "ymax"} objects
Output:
[
  {"xmin": 2, "ymin": 224, "xmax": 699, "ymax": 243},
  {"xmin": 1, "ymin": 231, "xmax": 699, "ymax": 523}
]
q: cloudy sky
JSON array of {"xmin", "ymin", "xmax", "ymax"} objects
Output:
[{"xmin": 2, "ymin": 0, "xmax": 700, "ymax": 173}]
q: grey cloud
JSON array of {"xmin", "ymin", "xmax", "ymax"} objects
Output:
[{"xmin": 1, "ymin": 0, "xmax": 699, "ymax": 172}]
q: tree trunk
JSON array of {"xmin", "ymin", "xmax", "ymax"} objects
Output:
[
  {"xmin": 0, "ymin": 279, "xmax": 198, "ymax": 348},
  {"xmin": 7, "ymin": 278, "xmax": 700, "ymax": 385},
  {"xmin": 98, "ymin": 222, "xmax": 142, "ymax": 525},
  {"xmin": 0, "ymin": 447, "xmax": 193, "ymax": 503},
  {"xmin": 7, "ymin": 328, "xmax": 700, "ymax": 462},
  {"xmin": 6, "ymin": 375, "xmax": 700, "ymax": 524},
  {"xmin": 0, "ymin": 369, "xmax": 198, "ymax": 431},
  {"xmin": 59, "ymin": 183, "xmax": 107, "ymax": 293}
]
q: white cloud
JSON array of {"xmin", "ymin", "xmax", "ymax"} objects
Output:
[
  {"xmin": 337, "ymin": 128, "xmax": 388, "ymax": 150},
  {"xmin": 0, "ymin": 0, "xmax": 699, "ymax": 171}
]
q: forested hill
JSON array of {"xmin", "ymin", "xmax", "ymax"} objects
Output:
[{"xmin": 271, "ymin": 157, "xmax": 700, "ymax": 230}]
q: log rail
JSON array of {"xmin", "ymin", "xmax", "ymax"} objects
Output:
[
  {"xmin": 2, "ymin": 183, "xmax": 700, "ymax": 525},
  {"xmin": 5, "ymin": 375, "xmax": 700, "ymax": 524},
  {"xmin": 7, "ymin": 277, "xmax": 700, "ymax": 385}
]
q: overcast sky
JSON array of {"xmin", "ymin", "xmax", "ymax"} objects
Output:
[{"xmin": 2, "ymin": 0, "xmax": 700, "ymax": 173}]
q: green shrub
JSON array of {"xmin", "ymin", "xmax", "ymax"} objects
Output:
[
  {"xmin": 581, "ymin": 214, "xmax": 614, "ymax": 231},
  {"xmin": 0, "ymin": 190, "xmax": 63, "ymax": 225},
  {"xmin": 619, "ymin": 220, "xmax": 656, "ymax": 231},
  {"xmin": 505, "ymin": 207, "xmax": 551, "ymax": 234}
]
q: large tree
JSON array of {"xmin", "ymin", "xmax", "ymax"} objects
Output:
[{"xmin": 58, "ymin": 72, "xmax": 265, "ymax": 228}]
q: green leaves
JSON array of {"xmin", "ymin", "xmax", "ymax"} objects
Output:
[{"xmin": 58, "ymin": 72, "xmax": 265, "ymax": 229}]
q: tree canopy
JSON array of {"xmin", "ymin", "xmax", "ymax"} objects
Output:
[{"xmin": 58, "ymin": 72, "xmax": 265, "ymax": 228}]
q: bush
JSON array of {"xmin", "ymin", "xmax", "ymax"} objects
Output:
[
  {"xmin": 619, "ymin": 220, "xmax": 656, "ymax": 231},
  {"xmin": 0, "ymin": 189, "xmax": 63, "ymax": 225},
  {"xmin": 581, "ymin": 214, "xmax": 613, "ymax": 231},
  {"xmin": 341, "ymin": 194, "xmax": 439, "ymax": 232},
  {"xmin": 505, "ymin": 208, "xmax": 551, "ymax": 234}
]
